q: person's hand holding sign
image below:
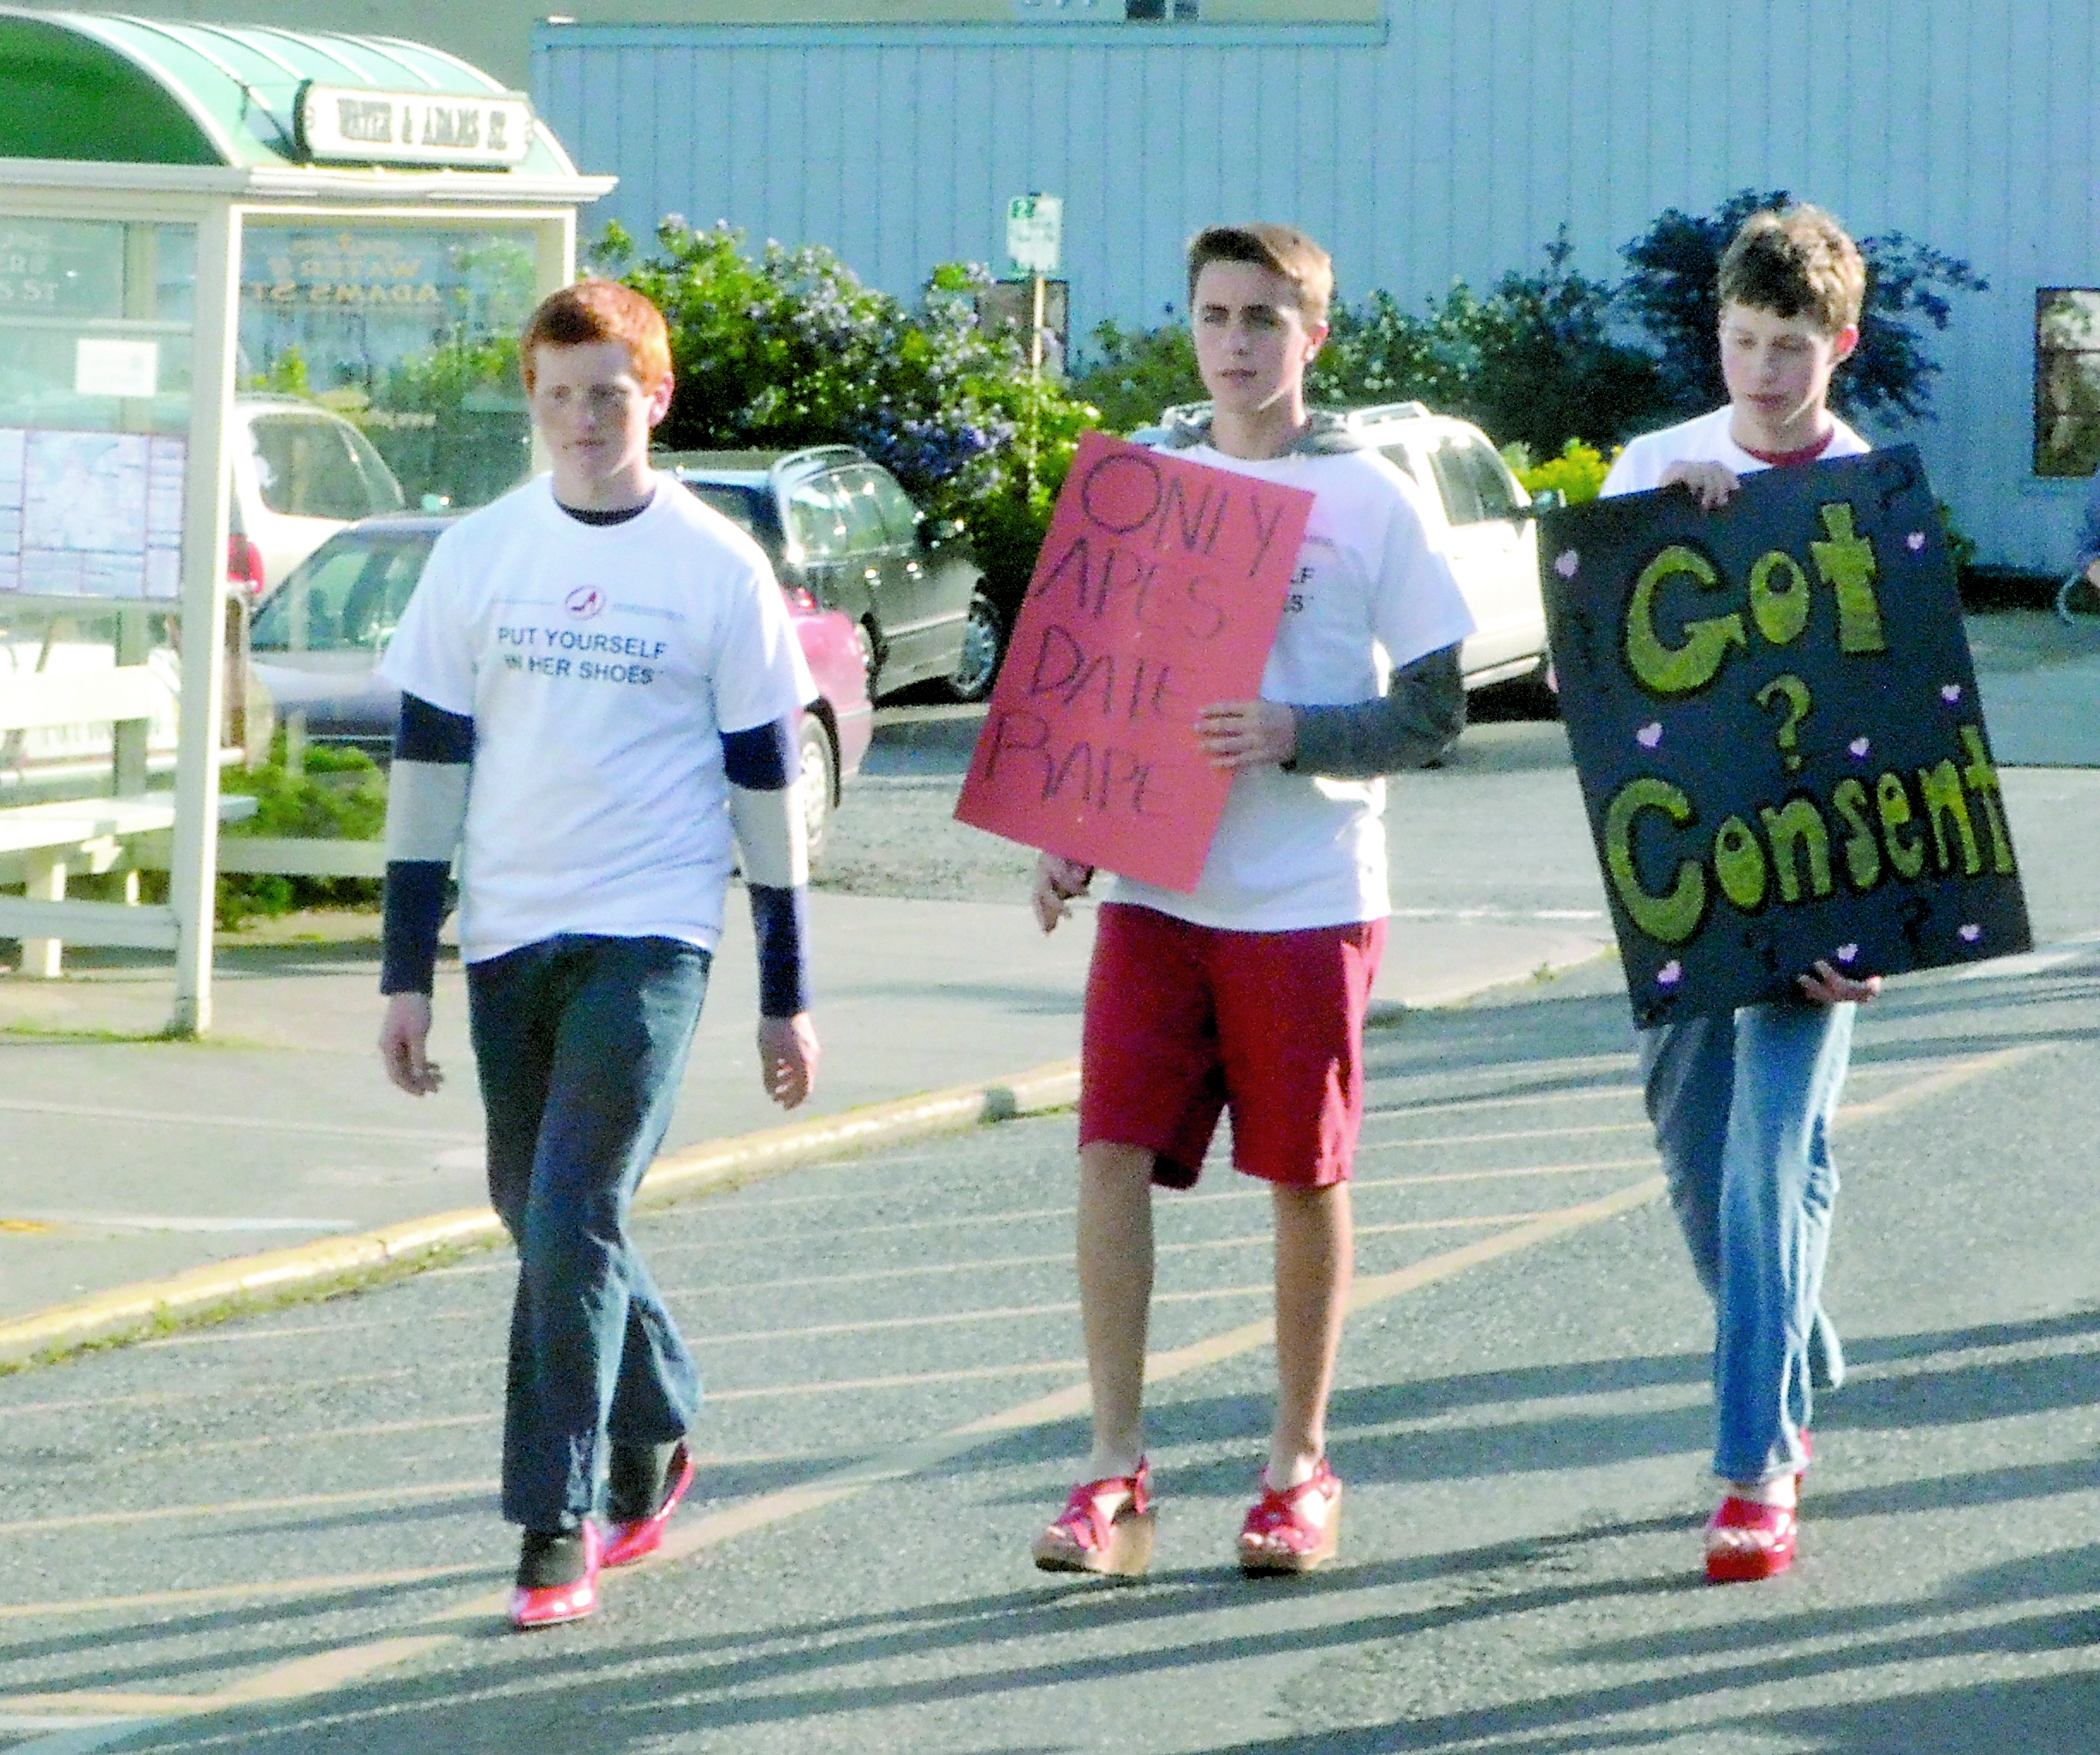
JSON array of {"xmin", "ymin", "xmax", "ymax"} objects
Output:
[
  {"xmin": 1798, "ymin": 960, "xmax": 1883, "ymax": 1006},
  {"xmin": 1659, "ymin": 460, "xmax": 1743, "ymax": 510},
  {"xmin": 1034, "ymin": 851, "xmax": 1094, "ymax": 935},
  {"xmin": 1198, "ymin": 699, "xmax": 1297, "ymax": 771}
]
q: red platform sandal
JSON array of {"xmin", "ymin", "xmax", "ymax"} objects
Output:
[
  {"xmin": 1032, "ymin": 1460, "xmax": 1155, "ymax": 1576},
  {"xmin": 1705, "ymin": 1494, "xmax": 1798, "ymax": 1583},
  {"xmin": 1239, "ymin": 1459, "xmax": 1341, "ymax": 1576}
]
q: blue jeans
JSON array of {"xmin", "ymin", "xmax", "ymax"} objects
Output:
[
  {"xmin": 1639, "ymin": 999, "xmax": 1853, "ymax": 1485},
  {"xmin": 467, "ymin": 935, "xmax": 709, "ymax": 1533}
]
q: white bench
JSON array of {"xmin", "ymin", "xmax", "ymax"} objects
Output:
[{"xmin": 0, "ymin": 665, "xmax": 253, "ymax": 978}]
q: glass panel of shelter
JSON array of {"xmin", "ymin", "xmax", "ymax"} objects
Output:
[
  {"xmin": 0, "ymin": 217, "xmax": 198, "ymax": 798},
  {"xmin": 237, "ymin": 220, "xmax": 540, "ymax": 514}
]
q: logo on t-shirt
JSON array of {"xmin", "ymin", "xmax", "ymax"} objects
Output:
[{"xmin": 565, "ymin": 585, "xmax": 607, "ymax": 620}]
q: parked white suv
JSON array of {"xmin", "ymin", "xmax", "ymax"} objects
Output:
[
  {"xmin": 227, "ymin": 396, "xmax": 406, "ymax": 602},
  {"xmin": 1142, "ymin": 400, "xmax": 1554, "ymax": 692}
]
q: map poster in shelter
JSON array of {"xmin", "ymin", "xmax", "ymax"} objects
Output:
[
  {"xmin": 1542, "ymin": 445, "xmax": 2030, "ymax": 1028},
  {"xmin": 0, "ymin": 426, "xmax": 186, "ymax": 599},
  {"xmin": 955, "ymin": 432, "xmax": 1311, "ymax": 891}
]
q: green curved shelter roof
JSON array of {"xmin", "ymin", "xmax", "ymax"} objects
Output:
[{"xmin": 0, "ymin": 9, "xmax": 580, "ymax": 177}]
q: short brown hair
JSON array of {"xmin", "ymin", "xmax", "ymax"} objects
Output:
[
  {"xmin": 519, "ymin": 278, "xmax": 673, "ymax": 393},
  {"xmin": 1718, "ymin": 206, "xmax": 1866, "ymax": 335},
  {"xmin": 1186, "ymin": 223, "xmax": 1334, "ymax": 325}
]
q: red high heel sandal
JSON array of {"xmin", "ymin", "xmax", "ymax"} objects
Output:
[{"xmin": 1032, "ymin": 1460, "xmax": 1155, "ymax": 1576}]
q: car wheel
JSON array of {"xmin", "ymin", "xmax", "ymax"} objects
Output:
[
  {"xmin": 946, "ymin": 592, "xmax": 1004, "ymax": 703},
  {"xmin": 797, "ymin": 714, "xmax": 838, "ymax": 870}
]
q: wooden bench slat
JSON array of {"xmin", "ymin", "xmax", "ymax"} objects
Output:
[
  {"xmin": 0, "ymin": 896, "xmax": 179, "ymax": 949},
  {"xmin": 0, "ymin": 666, "xmax": 165, "ymax": 734}
]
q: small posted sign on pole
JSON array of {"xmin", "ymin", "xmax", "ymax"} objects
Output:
[{"xmin": 1005, "ymin": 193, "xmax": 1062, "ymax": 276}]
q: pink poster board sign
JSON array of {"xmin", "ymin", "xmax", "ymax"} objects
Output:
[{"xmin": 954, "ymin": 431, "xmax": 1312, "ymax": 892}]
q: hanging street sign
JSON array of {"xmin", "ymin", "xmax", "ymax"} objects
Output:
[{"xmin": 296, "ymin": 82, "xmax": 534, "ymax": 168}]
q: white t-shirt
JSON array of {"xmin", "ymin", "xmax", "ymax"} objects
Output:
[
  {"xmin": 380, "ymin": 473, "xmax": 814, "ymax": 965},
  {"xmin": 1602, "ymin": 405, "xmax": 1870, "ymax": 497},
  {"xmin": 1108, "ymin": 444, "xmax": 1475, "ymax": 931}
]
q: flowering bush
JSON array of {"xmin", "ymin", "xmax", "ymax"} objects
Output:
[
  {"xmin": 594, "ymin": 222, "xmax": 1099, "ymax": 607},
  {"xmin": 1505, "ymin": 437, "xmax": 1615, "ymax": 506}
]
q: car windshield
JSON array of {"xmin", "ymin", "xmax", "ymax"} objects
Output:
[
  {"xmin": 247, "ymin": 413, "xmax": 406, "ymax": 521},
  {"xmin": 252, "ymin": 530, "xmax": 436, "ymax": 653},
  {"xmin": 686, "ymin": 483, "xmax": 772, "ymax": 542}
]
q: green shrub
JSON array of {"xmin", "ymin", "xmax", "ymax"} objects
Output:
[
  {"xmin": 1510, "ymin": 437, "xmax": 1615, "ymax": 506},
  {"xmin": 214, "ymin": 739, "xmax": 385, "ymax": 927},
  {"xmin": 595, "ymin": 221, "xmax": 1101, "ymax": 611},
  {"xmin": 1070, "ymin": 319, "xmax": 1204, "ymax": 434}
]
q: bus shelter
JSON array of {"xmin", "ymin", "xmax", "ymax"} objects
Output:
[{"xmin": 0, "ymin": 9, "xmax": 611, "ymax": 1032}]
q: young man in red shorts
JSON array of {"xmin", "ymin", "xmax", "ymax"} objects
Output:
[{"xmin": 1030, "ymin": 223, "xmax": 1474, "ymax": 1576}]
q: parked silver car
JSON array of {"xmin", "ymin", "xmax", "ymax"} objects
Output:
[{"xmin": 1141, "ymin": 401, "xmax": 1555, "ymax": 692}]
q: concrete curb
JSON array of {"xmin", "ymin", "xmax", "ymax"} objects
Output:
[{"xmin": 0, "ymin": 1057, "xmax": 1081, "ymax": 1372}]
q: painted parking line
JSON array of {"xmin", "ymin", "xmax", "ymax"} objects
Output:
[
  {"xmin": 0, "ymin": 1046, "xmax": 2033, "ymax": 1742},
  {"xmin": 0, "ymin": 1097, "xmax": 472, "ymax": 1145},
  {"xmin": 0, "ymin": 1182, "xmax": 1663, "ymax": 1734}
]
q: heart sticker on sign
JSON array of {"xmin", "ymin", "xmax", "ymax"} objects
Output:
[
  {"xmin": 1554, "ymin": 550, "xmax": 1579, "ymax": 579},
  {"xmin": 1848, "ymin": 736, "xmax": 1871, "ymax": 759},
  {"xmin": 1656, "ymin": 960, "xmax": 1682, "ymax": 987},
  {"xmin": 1959, "ymin": 923, "xmax": 1982, "ymax": 943},
  {"xmin": 1907, "ymin": 531, "xmax": 1926, "ymax": 551},
  {"xmin": 1636, "ymin": 722, "xmax": 1664, "ymax": 749},
  {"xmin": 1836, "ymin": 943, "xmax": 1859, "ymax": 964},
  {"xmin": 1941, "ymin": 684, "xmax": 1963, "ymax": 703}
]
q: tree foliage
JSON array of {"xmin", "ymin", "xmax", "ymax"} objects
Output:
[
  {"xmin": 1618, "ymin": 188, "xmax": 1989, "ymax": 425},
  {"xmin": 594, "ymin": 218, "xmax": 1098, "ymax": 604}
]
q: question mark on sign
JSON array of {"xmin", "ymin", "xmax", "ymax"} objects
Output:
[{"xmin": 1755, "ymin": 673, "xmax": 1812, "ymax": 773}]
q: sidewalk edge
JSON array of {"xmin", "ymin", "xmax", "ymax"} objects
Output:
[{"xmin": 0, "ymin": 1057, "xmax": 1081, "ymax": 1374}]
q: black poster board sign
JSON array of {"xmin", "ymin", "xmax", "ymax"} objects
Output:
[{"xmin": 1541, "ymin": 445, "xmax": 2030, "ymax": 1027}]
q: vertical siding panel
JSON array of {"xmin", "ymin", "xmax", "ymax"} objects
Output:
[
  {"xmin": 1882, "ymin": 0, "xmax": 1928, "ymax": 233},
  {"xmin": 1062, "ymin": 46, "xmax": 1106, "ymax": 338},
  {"xmin": 1565, "ymin": 0, "xmax": 1610, "ymax": 279},
  {"xmin": 649, "ymin": 49, "xmax": 693, "ymax": 238},
  {"xmin": 614, "ymin": 47, "xmax": 655, "ymax": 243},
  {"xmin": 1141, "ymin": 48, "xmax": 1181, "ymax": 321},
  {"xmin": 1648, "ymin": 0, "xmax": 1693, "ymax": 213},
  {"xmin": 1771, "ymin": 0, "xmax": 1814, "ymax": 195},
  {"xmin": 1445, "ymin": 15, "xmax": 1493, "ymax": 281},
  {"xmin": 1100, "ymin": 51, "xmax": 1144, "ymax": 320},
  {"xmin": 874, "ymin": 46, "xmax": 914, "ymax": 290},
  {"xmin": 1332, "ymin": 43, "xmax": 1377, "ymax": 298},
  {"xmin": 761, "ymin": 52, "xmax": 803, "ymax": 253},
  {"xmin": 1365, "ymin": 7, "xmax": 1406, "ymax": 295},
  {"xmin": 800, "ymin": 46, "xmax": 843, "ymax": 257},
  {"xmin": 1412, "ymin": 0, "xmax": 1453, "ymax": 292},
  {"xmin": 997, "ymin": 46, "xmax": 1041, "ymax": 275},
  {"xmin": 577, "ymin": 46, "xmax": 620, "ymax": 204},
  {"xmin": 833, "ymin": 45, "xmax": 880, "ymax": 273},
  {"xmin": 1837, "ymin": 0, "xmax": 1882, "ymax": 222},
  {"xmin": 914, "ymin": 47, "xmax": 955, "ymax": 274},
  {"xmin": 1681, "ymin": 3, "xmax": 1729, "ymax": 210},
  {"xmin": 1029, "ymin": 47, "xmax": 1069, "ymax": 277}
]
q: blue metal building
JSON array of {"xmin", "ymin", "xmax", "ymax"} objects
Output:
[{"xmin": 534, "ymin": 3, "xmax": 2100, "ymax": 571}]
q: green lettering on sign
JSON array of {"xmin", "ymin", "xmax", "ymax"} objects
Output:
[
  {"xmin": 1603, "ymin": 777, "xmax": 1706, "ymax": 945},
  {"xmin": 1624, "ymin": 545, "xmax": 1746, "ymax": 694}
]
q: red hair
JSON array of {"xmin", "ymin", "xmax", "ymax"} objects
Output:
[{"xmin": 519, "ymin": 278, "xmax": 672, "ymax": 392}]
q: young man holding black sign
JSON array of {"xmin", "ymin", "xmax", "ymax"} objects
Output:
[
  {"xmin": 1600, "ymin": 205, "xmax": 1882, "ymax": 1583},
  {"xmin": 1029, "ymin": 224, "xmax": 1474, "ymax": 1577}
]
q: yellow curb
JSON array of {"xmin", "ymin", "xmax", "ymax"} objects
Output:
[{"xmin": 0, "ymin": 1057, "xmax": 1080, "ymax": 1373}]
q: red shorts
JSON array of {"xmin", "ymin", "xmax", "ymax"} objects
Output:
[{"xmin": 1079, "ymin": 902, "xmax": 1386, "ymax": 1190}]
